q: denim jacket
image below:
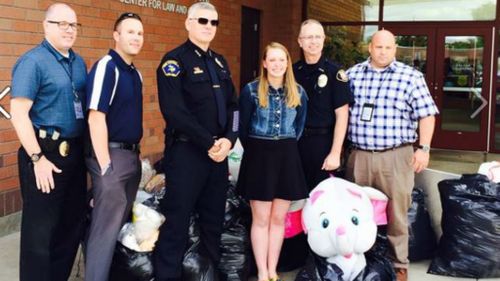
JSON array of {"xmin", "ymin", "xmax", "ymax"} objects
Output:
[{"xmin": 239, "ymin": 80, "xmax": 307, "ymax": 144}]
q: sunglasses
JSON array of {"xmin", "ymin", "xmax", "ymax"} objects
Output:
[
  {"xmin": 114, "ymin": 12, "xmax": 142, "ymax": 30},
  {"xmin": 190, "ymin": 17, "xmax": 219, "ymax": 27}
]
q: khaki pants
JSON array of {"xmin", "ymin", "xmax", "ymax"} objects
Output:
[{"xmin": 346, "ymin": 146, "xmax": 414, "ymax": 269}]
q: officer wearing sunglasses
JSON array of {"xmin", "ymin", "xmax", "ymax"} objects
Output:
[{"xmin": 154, "ymin": 2, "xmax": 238, "ymax": 281}]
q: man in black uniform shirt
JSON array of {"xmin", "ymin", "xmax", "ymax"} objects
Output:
[
  {"xmin": 154, "ymin": 3, "xmax": 238, "ymax": 281},
  {"xmin": 294, "ymin": 19, "xmax": 353, "ymax": 190}
]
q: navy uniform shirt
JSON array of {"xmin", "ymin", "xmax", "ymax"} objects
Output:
[
  {"xmin": 157, "ymin": 40, "xmax": 238, "ymax": 150},
  {"xmin": 11, "ymin": 39, "xmax": 87, "ymax": 138},
  {"xmin": 293, "ymin": 56, "xmax": 353, "ymax": 128},
  {"xmin": 86, "ymin": 49, "xmax": 143, "ymax": 144}
]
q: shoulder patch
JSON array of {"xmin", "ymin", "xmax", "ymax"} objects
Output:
[
  {"xmin": 336, "ymin": 69, "xmax": 348, "ymax": 82},
  {"xmin": 162, "ymin": 60, "xmax": 181, "ymax": 77}
]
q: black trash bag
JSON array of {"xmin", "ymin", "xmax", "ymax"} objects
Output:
[
  {"xmin": 219, "ymin": 184, "xmax": 252, "ymax": 281},
  {"xmin": 428, "ymin": 174, "xmax": 500, "ymax": 278},
  {"xmin": 108, "ymin": 242, "xmax": 154, "ymax": 281},
  {"xmin": 295, "ymin": 229, "xmax": 396, "ymax": 281},
  {"xmin": 295, "ymin": 253, "xmax": 344, "ymax": 281},
  {"xmin": 408, "ymin": 188, "xmax": 437, "ymax": 261},
  {"xmin": 182, "ymin": 216, "xmax": 217, "ymax": 281},
  {"xmin": 295, "ymin": 229, "xmax": 395, "ymax": 281},
  {"xmin": 278, "ymin": 233, "xmax": 309, "ymax": 272},
  {"xmin": 218, "ymin": 222, "xmax": 250, "ymax": 281},
  {"xmin": 354, "ymin": 229, "xmax": 396, "ymax": 281}
]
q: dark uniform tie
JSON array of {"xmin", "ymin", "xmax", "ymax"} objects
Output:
[{"xmin": 205, "ymin": 55, "xmax": 227, "ymax": 128}]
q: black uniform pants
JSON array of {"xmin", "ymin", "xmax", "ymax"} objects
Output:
[
  {"xmin": 154, "ymin": 141, "xmax": 228, "ymax": 280},
  {"xmin": 298, "ymin": 133, "xmax": 332, "ymax": 191},
  {"xmin": 18, "ymin": 140, "xmax": 86, "ymax": 281}
]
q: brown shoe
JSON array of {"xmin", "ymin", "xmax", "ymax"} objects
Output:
[{"xmin": 395, "ymin": 268, "xmax": 408, "ymax": 281}]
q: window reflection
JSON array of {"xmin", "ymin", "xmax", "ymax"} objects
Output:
[
  {"xmin": 307, "ymin": 0, "xmax": 379, "ymax": 22},
  {"xmin": 384, "ymin": 0, "xmax": 496, "ymax": 21},
  {"xmin": 323, "ymin": 25, "xmax": 378, "ymax": 69},
  {"xmin": 395, "ymin": 35, "xmax": 428, "ymax": 75},
  {"xmin": 441, "ymin": 36, "xmax": 484, "ymax": 132}
]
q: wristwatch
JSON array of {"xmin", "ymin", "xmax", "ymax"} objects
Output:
[
  {"xmin": 30, "ymin": 152, "xmax": 44, "ymax": 163},
  {"xmin": 417, "ymin": 144, "xmax": 431, "ymax": 153}
]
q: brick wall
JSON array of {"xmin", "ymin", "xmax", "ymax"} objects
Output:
[{"xmin": 0, "ymin": 0, "xmax": 303, "ymax": 217}]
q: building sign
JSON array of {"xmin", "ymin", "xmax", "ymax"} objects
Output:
[{"xmin": 119, "ymin": 0, "xmax": 188, "ymax": 14}]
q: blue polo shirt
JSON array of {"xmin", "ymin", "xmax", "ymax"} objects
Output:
[
  {"xmin": 11, "ymin": 39, "xmax": 87, "ymax": 138},
  {"xmin": 86, "ymin": 49, "xmax": 143, "ymax": 144}
]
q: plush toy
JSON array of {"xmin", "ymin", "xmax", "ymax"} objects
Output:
[{"xmin": 302, "ymin": 177, "xmax": 388, "ymax": 281}]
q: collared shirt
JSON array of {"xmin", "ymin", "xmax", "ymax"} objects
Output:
[
  {"xmin": 239, "ymin": 80, "xmax": 307, "ymax": 142},
  {"xmin": 11, "ymin": 39, "xmax": 87, "ymax": 138},
  {"xmin": 157, "ymin": 39, "xmax": 238, "ymax": 150},
  {"xmin": 346, "ymin": 59, "xmax": 439, "ymax": 150},
  {"xmin": 293, "ymin": 56, "xmax": 353, "ymax": 128},
  {"xmin": 86, "ymin": 49, "xmax": 143, "ymax": 144}
]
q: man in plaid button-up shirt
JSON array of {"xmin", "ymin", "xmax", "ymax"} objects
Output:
[{"xmin": 346, "ymin": 30, "xmax": 438, "ymax": 281}]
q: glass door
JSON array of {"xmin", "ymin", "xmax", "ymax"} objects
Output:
[{"xmin": 433, "ymin": 28, "xmax": 491, "ymax": 150}]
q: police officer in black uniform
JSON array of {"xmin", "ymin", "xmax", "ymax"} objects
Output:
[
  {"xmin": 294, "ymin": 19, "xmax": 353, "ymax": 190},
  {"xmin": 154, "ymin": 3, "xmax": 238, "ymax": 281}
]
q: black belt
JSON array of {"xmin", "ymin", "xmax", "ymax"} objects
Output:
[
  {"xmin": 173, "ymin": 133, "xmax": 219, "ymax": 143},
  {"xmin": 353, "ymin": 143, "xmax": 412, "ymax": 153},
  {"xmin": 108, "ymin": 142, "xmax": 140, "ymax": 152},
  {"xmin": 303, "ymin": 127, "xmax": 332, "ymax": 136}
]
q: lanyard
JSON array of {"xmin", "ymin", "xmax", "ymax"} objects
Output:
[
  {"xmin": 363, "ymin": 67, "xmax": 391, "ymax": 104},
  {"xmin": 42, "ymin": 42, "xmax": 79, "ymax": 101}
]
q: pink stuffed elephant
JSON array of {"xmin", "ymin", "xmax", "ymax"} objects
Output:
[{"xmin": 302, "ymin": 177, "xmax": 388, "ymax": 281}]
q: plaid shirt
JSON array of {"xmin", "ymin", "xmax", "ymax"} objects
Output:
[{"xmin": 346, "ymin": 59, "xmax": 438, "ymax": 150}]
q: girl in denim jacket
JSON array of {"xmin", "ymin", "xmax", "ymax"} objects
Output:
[{"xmin": 238, "ymin": 42, "xmax": 308, "ymax": 281}]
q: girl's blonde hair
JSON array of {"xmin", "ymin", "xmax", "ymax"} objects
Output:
[{"xmin": 257, "ymin": 42, "xmax": 301, "ymax": 108}]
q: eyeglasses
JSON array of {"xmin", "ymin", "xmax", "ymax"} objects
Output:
[
  {"xmin": 300, "ymin": 35, "xmax": 325, "ymax": 41},
  {"xmin": 189, "ymin": 17, "xmax": 219, "ymax": 27},
  {"xmin": 46, "ymin": 20, "xmax": 81, "ymax": 31},
  {"xmin": 114, "ymin": 12, "xmax": 142, "ymax": 31}
]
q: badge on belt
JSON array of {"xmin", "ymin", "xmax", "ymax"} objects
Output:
[{"xmin": 59, "ymin": 141, "xmax": 70, "ymax": 157}]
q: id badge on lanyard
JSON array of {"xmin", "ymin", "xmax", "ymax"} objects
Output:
[
  {"xmin": 74, "ymin": 95, "xmax": 84, "ymax": 119},
  {"xmin": 72, "ymin": 84, "xmax": 84, "ymax": 120},
  {"xmin": 360, "ymin": 103, "xmax": 374, "ymax": 122}
]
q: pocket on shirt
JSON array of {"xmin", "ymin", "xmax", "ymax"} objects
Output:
[
  {"xmin": 187, "ymin": 72, "xmax": 210, "ymax": 83},
  {"xmin": 394, "ymin": 100, "xmax": 410, "ymax": 120}
]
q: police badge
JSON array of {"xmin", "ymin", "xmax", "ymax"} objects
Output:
[{"xmin": 317, "ymin": 74, "xmax": 328, "ymax": 88}]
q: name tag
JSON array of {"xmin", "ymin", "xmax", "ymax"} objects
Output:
[
  {"xmin": 361, "ymin": 103, "xmax": 374, "ymax": 122},
  {"xmin": 74, "ymin": 100, "xmax": 84, "ymax": 119}
]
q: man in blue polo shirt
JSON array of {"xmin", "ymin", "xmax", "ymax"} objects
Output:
[
  {"xmin": 10, "ymin": 3, "xmax": 87, "ymax": 281},
  {"xmin": 84, "ymin": 12, "xmax": 144, "ymax": 281}
]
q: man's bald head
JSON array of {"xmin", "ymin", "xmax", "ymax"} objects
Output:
[
  {"xmin": 368, "ymin": 29, "xmax": 397, "ymax": 69},
  {"xmin": 45, "ymin": 3, "xmax": 75, "ymax": 20},
  {"xmin": 371, "ymin": 30, "xmax": 396, "ymax": 46}
]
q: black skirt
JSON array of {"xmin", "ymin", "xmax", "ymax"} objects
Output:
[{"xmin": 237, "ymin": 137, "xmax": 308, "ymax": 201}]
